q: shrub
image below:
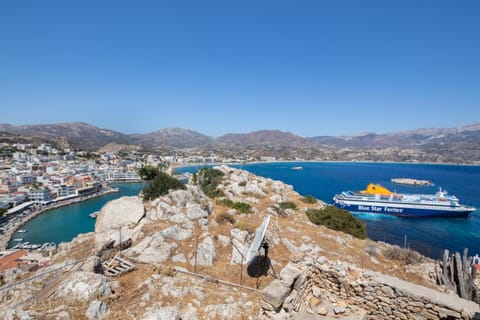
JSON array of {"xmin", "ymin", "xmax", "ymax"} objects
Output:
[
  {"xmin": 301, "ymin": 195, "xmax": 318, "ymax": 204},
  {"xmin": 384, "ymin": 246, "xmax": 424, "ymax": 265},
  {"xmin": 215, "ymin": 213, "xmax": 236, "ymax": 225},
  {"xmin": 138, "ymin": 165, "xmax": 161, "ymax": 181},
  {"xmin": 193, "ymin": 167, "xmax": 224, "ymax": 198},
  {"xmin": 279, "ymin": 201, "xmax": 297, "ymax": 210},
  {"xmin": 306, "ymin": 206, "xmax": 368, "ymax": 239},
  {"xmin": 219, "ymin": 199, "xmax": 252, "ymax": 214},
  {"xmin": 142, "ymin": 172, "xmax": 186, "ymax": 200},
  {"xmin": 0, "ymin": 208, "xmax": 6, "ymax": 216}
]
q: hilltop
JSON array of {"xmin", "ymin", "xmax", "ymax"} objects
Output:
[{"xmin": 1, "ymin": 166, "xmax": 478, "ymax": 319}]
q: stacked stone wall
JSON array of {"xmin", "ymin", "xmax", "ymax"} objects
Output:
[{"xmin": 262, "ymin": 257, "xmax": 480, "ymax": 319}]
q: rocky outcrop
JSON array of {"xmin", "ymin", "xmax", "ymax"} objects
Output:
[
  {"xmin": 86, "ymin": 300, "xmax": 108, "ymax": 320},
  {"xmin": 55, "ymin": 271, "xmax": 112, "ymax": 300},
  {"xmin": 94, "ymin": 196, "xmax": 145, "ymax": 250}
]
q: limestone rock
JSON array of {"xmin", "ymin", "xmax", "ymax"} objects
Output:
[
  {"xmin": 231, "ymin": 228, "xmax": 249, "ymax": 243},
  {"xmin": 186, "ymin": 203, "xmax": 208, "ymax": 220},
  {"xmin": 95, "ymin": 196, "xmax": 145, "ymax": 250},
  {"xmin": 143, "ymin": 306, "xmax": 181, "ymax": 320},
  {"xmin": 161, "ymin": 225, "xmax": 192, "ymax": 241},
  {"xmin": 191, "ymin": 236, "xmax": 215, "ymax": 266},
  {"xmin": 86, "ymin": 300, "xmax": 108, "ymax": 320},
  {"xmin": 262, "ymin": 279, "xmax": 291, "ymax": 311},
  {"xmin": 124, "ymin": 232, "xmax": 177, "ymax": 263},
  {"xmin": 279, "ymin": 263, "xmax": 302, "ymax": 288},
  {"xmin": 56, "ymin": 271, "xmax": 112, "ymax": 301},
  {"xmin": 231, "ymin": 238, "xmax": 249, "ymax": 264}
]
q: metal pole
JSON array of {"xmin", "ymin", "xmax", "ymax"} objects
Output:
[{"xmin": 194, "ymin": 234, "xmax": 199, "ymax": 273}]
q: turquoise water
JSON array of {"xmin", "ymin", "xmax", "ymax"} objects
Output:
[
  {"xmin": 8, "ymin": 183, "xmax": 145, "ymax": 248},
  {"xmin": 177, "ymin": 162, "xmax": 480, "ymax": 259}
]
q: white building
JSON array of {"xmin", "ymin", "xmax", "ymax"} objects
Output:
[{"xmin": 28, "ymin": 188, "xmax": 52, "ymax": 204}]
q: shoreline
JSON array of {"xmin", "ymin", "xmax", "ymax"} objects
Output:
[
  {"xmin": 0, "ymin": 188, "xmax": 120, "ymax": 250},
  {"xmin": 172, "ymin": 160, "xmax": 480, "ymax": 170}
]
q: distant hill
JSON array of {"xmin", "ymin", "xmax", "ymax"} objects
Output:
[
  {"xmin": 308, "ymin": 123, "xmax": 480, "ymax": 148},
  {"xmin": 1, "ymin": 122, "xmax": 479, "ymax": 163},
  {"xmin": 0, "ymin": 122, "xmax": 133, "ymax": 150},
  {"xmin": 217, "ymin": 130, "xmax": 310, "ymax": 147},
  {"xmin": 131, "ymin": 128, "xmax": 213, "ymax": 149}
]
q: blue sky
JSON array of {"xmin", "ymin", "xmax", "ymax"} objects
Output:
[{"xmin": 1, "ymin": 1, "xmax": 479, "ymax": 137}]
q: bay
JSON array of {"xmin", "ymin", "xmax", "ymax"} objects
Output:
[
  {"xmin": 177, "ymin": 162, "xmax": 480, "ymax": 259},
  {"xmin": 8, "ymin": 183, "xmax": 145, "ymax": 248}
]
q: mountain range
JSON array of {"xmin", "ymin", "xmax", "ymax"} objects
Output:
[{"xmin": 1, "ymin": 122, "xmax": 479, "ymax": 163}]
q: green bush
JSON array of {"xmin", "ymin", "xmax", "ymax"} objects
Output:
[
  {"xmin": 138, "ymin": 165, "xmax": 161, "ymax": 181},
  {"xmin": 193, "ymin": 167, "xmax": 224, "ymax": 198},
  {"xmin": 279, "ymin": 201, "xmax": 297, "ymax": 210},
  {"xmin": 143, "ymin": 172, "xmax": 186, "ymax": 200},
  {"xmin": 301, "ymin": 195, "xmax": 318, "ymax": 204},
  {"xmin": 219, "ymin": 199, "xmax": 252, "ymax": 214},
  {"xmin": 0, "ymin": 208, "xmax": 6, "ymax": 216},
  {"xmin": 306, "ymin": 206, "xmax": 368, "ymax": 239}
]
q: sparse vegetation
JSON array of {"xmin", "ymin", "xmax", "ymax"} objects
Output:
[
  {"xmin": 215, "ymin": 213, "xmax": 236, "ymax": 225},
  {"xmin": 193, "ymin": 167, "xmax": 224, "ymax": 198},
  {"xmin": 138, "ymin": 165, "xmax": 161, "ymax": 181},
  {"xmin": 279, "ymin": 201, "xmax": 297, "ymax": 210},
  {"xmin": 219, "ymin": 199, "xmax": 252, "ymax": 214},
  {"xmin": 383, "ymin": 245, "xmax": 424, "ymax": 265},
  {"xmin": 0, "ymin": 208, "xmax": 6, "ymax": 216},
  {"xmin": 301, "ymin": 195, "xmax": 318, "ymax": 204},
  {"xmin": 235, "ymin": 222, "xmax": 255, "ymax": 234},
  {"xmin": 142, "ymin": 172, "xmax": 186, "ymax": 200},
  {"xmin": 306, "ymin": 206, "xmax": 368, "ymax": 239}
]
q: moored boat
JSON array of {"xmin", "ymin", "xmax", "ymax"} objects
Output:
[{"xmin": 333, "ymin": 184, "xmax": 475, "ymax": 218}]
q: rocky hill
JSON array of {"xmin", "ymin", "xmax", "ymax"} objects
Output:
[
  {"xmin": 1, "ymin": 167, "xmax": 478, "ymax": 319},
  {"xmin": 131, "ymin": 128, "xmax": 213, "ymax": 149},
  {"xmin": 0, "ymin": 122, "xmax": 133, "ymax": 150},
  {"xmin": 2, "ymin": 122, "xmax": 480, "ymax": 163}
]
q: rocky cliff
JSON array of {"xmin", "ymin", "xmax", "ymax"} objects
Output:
[{"xmin": 1, "ymin": 166, "xmax": 478, "ymax": 319}]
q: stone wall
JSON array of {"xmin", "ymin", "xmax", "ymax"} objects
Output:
[{"xmin": 262, "ymin": 257, "xmax": 480, "ymax": 319}]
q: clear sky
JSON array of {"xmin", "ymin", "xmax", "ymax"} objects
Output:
[{"xmin": 1, "ymin": 0, "xmax": 479, "ymax": 137}]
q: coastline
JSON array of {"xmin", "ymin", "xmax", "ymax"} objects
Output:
[
  {"xmin": 171, "ymin": 160, "xmax": 480, "ymax": 171},
  {"xmin": 0, "ymin": 188, "xmax": 120, "ymax": 250}
]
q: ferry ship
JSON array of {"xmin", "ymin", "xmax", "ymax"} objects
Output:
[{"xmin": 332, "ymin": 184, "xmax": 475, "ymax": 217}]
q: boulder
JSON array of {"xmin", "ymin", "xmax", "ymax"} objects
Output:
[
  {"xmin": 95, "ymin": 197, "xmax": 145, "ymax": 250},
  {"xmin": 279, "ymin": 263, "xmax": 302, "ymax": 288},
  {"xmin": 86, "ymin": 300, "xmax": 108, "ymax": 320},
  {"xmin": 186, "ymin": 203, "xmax": 208, "ymax": 220},
  {"xmin": 230, "ymin": 228, "xmax": 248, "ymax": 243},
  {"xmin": 124, "ymin": 232, "xmax": 177, "ymax": 264},
  {"xmin": 56, "ymin": 271, "xmax": 112, "ymax": 301},
  {"xmin": 262, "ymin": 279, "xmax": 291, "ymax": 311},
  {"xmin": 191, "ymin": 236, "xmax": 215, "ymax": 266},
  {"xmin": 230, "ymin": 238, "xmax": 249, "ymax": 264}
]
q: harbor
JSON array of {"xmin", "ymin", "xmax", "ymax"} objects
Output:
[{"xmin": 0, "ymin": 187, "xmax": 120, "ymax": 250}]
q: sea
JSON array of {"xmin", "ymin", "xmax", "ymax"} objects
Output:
[
  {"xmin": 8, "ymin": 183, "xmax": 145, "ymax": 248},
  {"xmin": 178, "ymin": 162, "xmax": 480, "ymax": 259},
  {"xmin": 9, "ymin": 163, "xmax": 480, "ymax": 259}
]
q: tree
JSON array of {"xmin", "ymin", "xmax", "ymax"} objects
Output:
[{"xmin": 0, "ymin": 208, "xmax": 7, "ymax": 216}]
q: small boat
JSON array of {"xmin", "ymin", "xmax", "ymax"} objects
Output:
[
  {"xmin": 13, "ymin": 238, "xmax": 23, "ymax": 242},
  {"xmin": 291, "ymin": 166, "xmax": 303, "ymax": 170},
  {"xmin": 333, "ymin": 183, "xmax": 475, "ymax": 218},
  {"xmin": 17, "ymin": 229, "xmax": 27, "ymax": 233},
  {"xmin": 89, "ymin": 211, "xmax": 99, "ymax": 219}
]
